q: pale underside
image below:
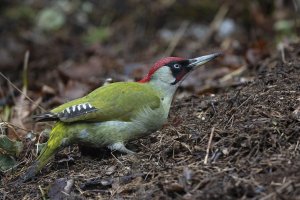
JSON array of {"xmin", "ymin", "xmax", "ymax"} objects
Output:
[{"xmin": 42, "ymin": 75, "xmax": 179, "ymax": 153}]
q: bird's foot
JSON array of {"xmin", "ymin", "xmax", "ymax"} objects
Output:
[{"xmin": 107, "ymin": 142, "xmax": 136, "ymax": 154}]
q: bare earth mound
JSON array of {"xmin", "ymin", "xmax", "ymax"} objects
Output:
[{"xmin": 2, "ymin": 44, "xmax": 300, "ymax": 199}]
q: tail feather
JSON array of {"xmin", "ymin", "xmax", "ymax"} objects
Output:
[
  {"xmin": 33, "ymin": 112, "xmax": 59, "ymax": 122},
  {"xmin": 20, "ymin": 122, "xmax": 68, "ymax": 182},
  {"xmin": 20, "ymin": 145, "xmax": 59, "ymax": 182}
]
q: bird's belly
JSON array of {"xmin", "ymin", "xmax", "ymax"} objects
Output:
[{"xmin": 72, "ymin": 106, "xmax": 167, "ymax": 148}]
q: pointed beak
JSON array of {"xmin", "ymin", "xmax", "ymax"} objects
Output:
[{"xmin": 187, "ymin": 53, "xmax": 221, "ymax": 69}]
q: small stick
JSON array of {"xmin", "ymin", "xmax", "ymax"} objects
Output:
[
  {"xmin": 260, "ymin": 180, "xmax": 293, "ymax": 200},
  {"xmin": 111, "ymin": 152, "xmax": 123, "ymax": 165},
  {"xmin": 38, "ymin": 185, "xmax": 46, "ymax": 200},
  {"xmin": 292, "ymin": 0, "xmax": 298, "ymax": 11},
  {"xmin": 294, "ymin": 140, "xmax": 299, "ymax": 154},
  {"xmin": 0, "ymin": 121, "xmax": 33, "ymax": 133},
  {"xmin": 219, "ymin": 65, "xmax": 247, "ymax": 83},
  {"xmin": 164, "ymin": 21, "xmax": 189, "ymax": 56},
  {"xmin": 0, "ymin": 72, "xmax": 46, "ymax": 112},
  {"xmin": 22, "ymin": 50, "xmax": 30, "ymax": 96},
  {"xmin": 197, "ymin": 3, "xmax": 229, "ymax": 49},
  {"xmin": 278, "ymin": 43, "xmax": 287, "ymax": 63},
  {"xmin": 14, "ymin": 51, "xmax": 31, "ymax": 128},
  {"xmin": 204, "ymin": 127, "xmax": 215, "ymax": 164}
]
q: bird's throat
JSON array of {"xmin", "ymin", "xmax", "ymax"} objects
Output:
[{"xmin": 148, "ymin": 81, "xmax": 178, "ymax": 114}]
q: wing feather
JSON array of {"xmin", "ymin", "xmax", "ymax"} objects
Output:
[{"xmin": 38, "ymin": 82, "xmax": 161, "ymax": 123}]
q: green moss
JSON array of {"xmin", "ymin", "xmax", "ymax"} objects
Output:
[
  {"xmin": 83, "ymin": 26, "xmax": 111, "ymax": 44},
  {"xmin": 0, "ymin": 154, "xmax": 16, "ymax": 172},
  {"xmin": 4, "ymin": 5, "xmax": 35, "ymax": 22},
  {"xmin": 36, "ymin": 8, "xmax": 66, "ymax": 31}
]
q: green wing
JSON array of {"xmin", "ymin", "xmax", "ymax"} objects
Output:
[{"xmin": 50, "ymin": 82, "xmax": 161, "ymax": 122}]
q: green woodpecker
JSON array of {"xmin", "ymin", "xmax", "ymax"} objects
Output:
[{"xmin": 21, "ymin": 53, "xmax": 220, "ymax": 181}]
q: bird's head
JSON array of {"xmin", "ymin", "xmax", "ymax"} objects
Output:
[{"xmin": 139, "ymin": 53, "xmax": 220, "ymax": 86}]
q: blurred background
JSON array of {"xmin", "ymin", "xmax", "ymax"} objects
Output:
[
  {"xmin": 0, "ymin": 0, "xmax": 299, "ymax": 135},
  {"xmin": 1, "ymin": 1, "xmax": 300, "ymax": 198},
  {"xmin": 0, "ymin": 0, "xmax": 299, "ymax": 97}
]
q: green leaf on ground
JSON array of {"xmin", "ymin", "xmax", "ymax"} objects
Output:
[
  {"xmin": 0, "ymin": 154, "xmax": 17, "ymax": 172},
  {"xmin": 0, "ymin": 135, "xmax": 23, "ymax": 157}
]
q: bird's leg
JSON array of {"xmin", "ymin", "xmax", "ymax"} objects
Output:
[{"xmin": 107, "ymin": 142, "xmax": 135, "ymax": 154}]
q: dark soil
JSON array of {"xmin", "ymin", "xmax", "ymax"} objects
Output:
[{"xmin": 1, "ymin": 43, "xmax": 299, "ymax": 199}]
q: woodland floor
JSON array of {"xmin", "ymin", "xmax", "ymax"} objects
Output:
[{"xmin": 1, "ymin": 43, "xmax": 300, "ymax": 199}]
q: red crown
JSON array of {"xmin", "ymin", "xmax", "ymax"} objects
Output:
[{"xmin": 139, "ymin": 57, "xmax": 185, "ymax": 83}]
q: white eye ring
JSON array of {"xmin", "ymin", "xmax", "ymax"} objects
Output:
[{"xmin": 174, "ymin": 64, "xmax": 181, "ymax": 69}]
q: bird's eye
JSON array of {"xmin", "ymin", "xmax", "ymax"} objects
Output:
[{"xmin": 173, "ymin": 64, "xmax": 181, "ymax": 69}]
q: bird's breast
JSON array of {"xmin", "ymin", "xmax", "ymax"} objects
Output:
[
  {"xmin": 132, "ymin": 104, "xmax": 168, "ymax": 134},
  {"xmin": 72, "ymin": 104, "xmax": 168, "ymax": 147}
]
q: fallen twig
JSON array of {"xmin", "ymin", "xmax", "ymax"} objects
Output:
[
  {"xmin": 204, "ymin": 127, "xmax": 215, "ymax": 164},
  {"xmin": 260, "ymin": 180, "xmax": 293, "ymax": 200},
  {"xmin": 278, "ymin": 42, "xmax": 287, "ymax": 63},
  {"xmin": 197, "ymin": 3, "xmax": 229, "ymax": 49},
  {"xmin": 219, "ymin": 65, "xmax": 247, "ymax": 83},
  {"xmin": 38, "ymin": 185, "xmax": 46, "ymax": 200},
  {"xmin": 164, "ymin": 21, "xmax": 189, "ymax": 56},
  {"xmin": 0, "ymin": 72, "xmax": 46, "ymax": 112}
]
